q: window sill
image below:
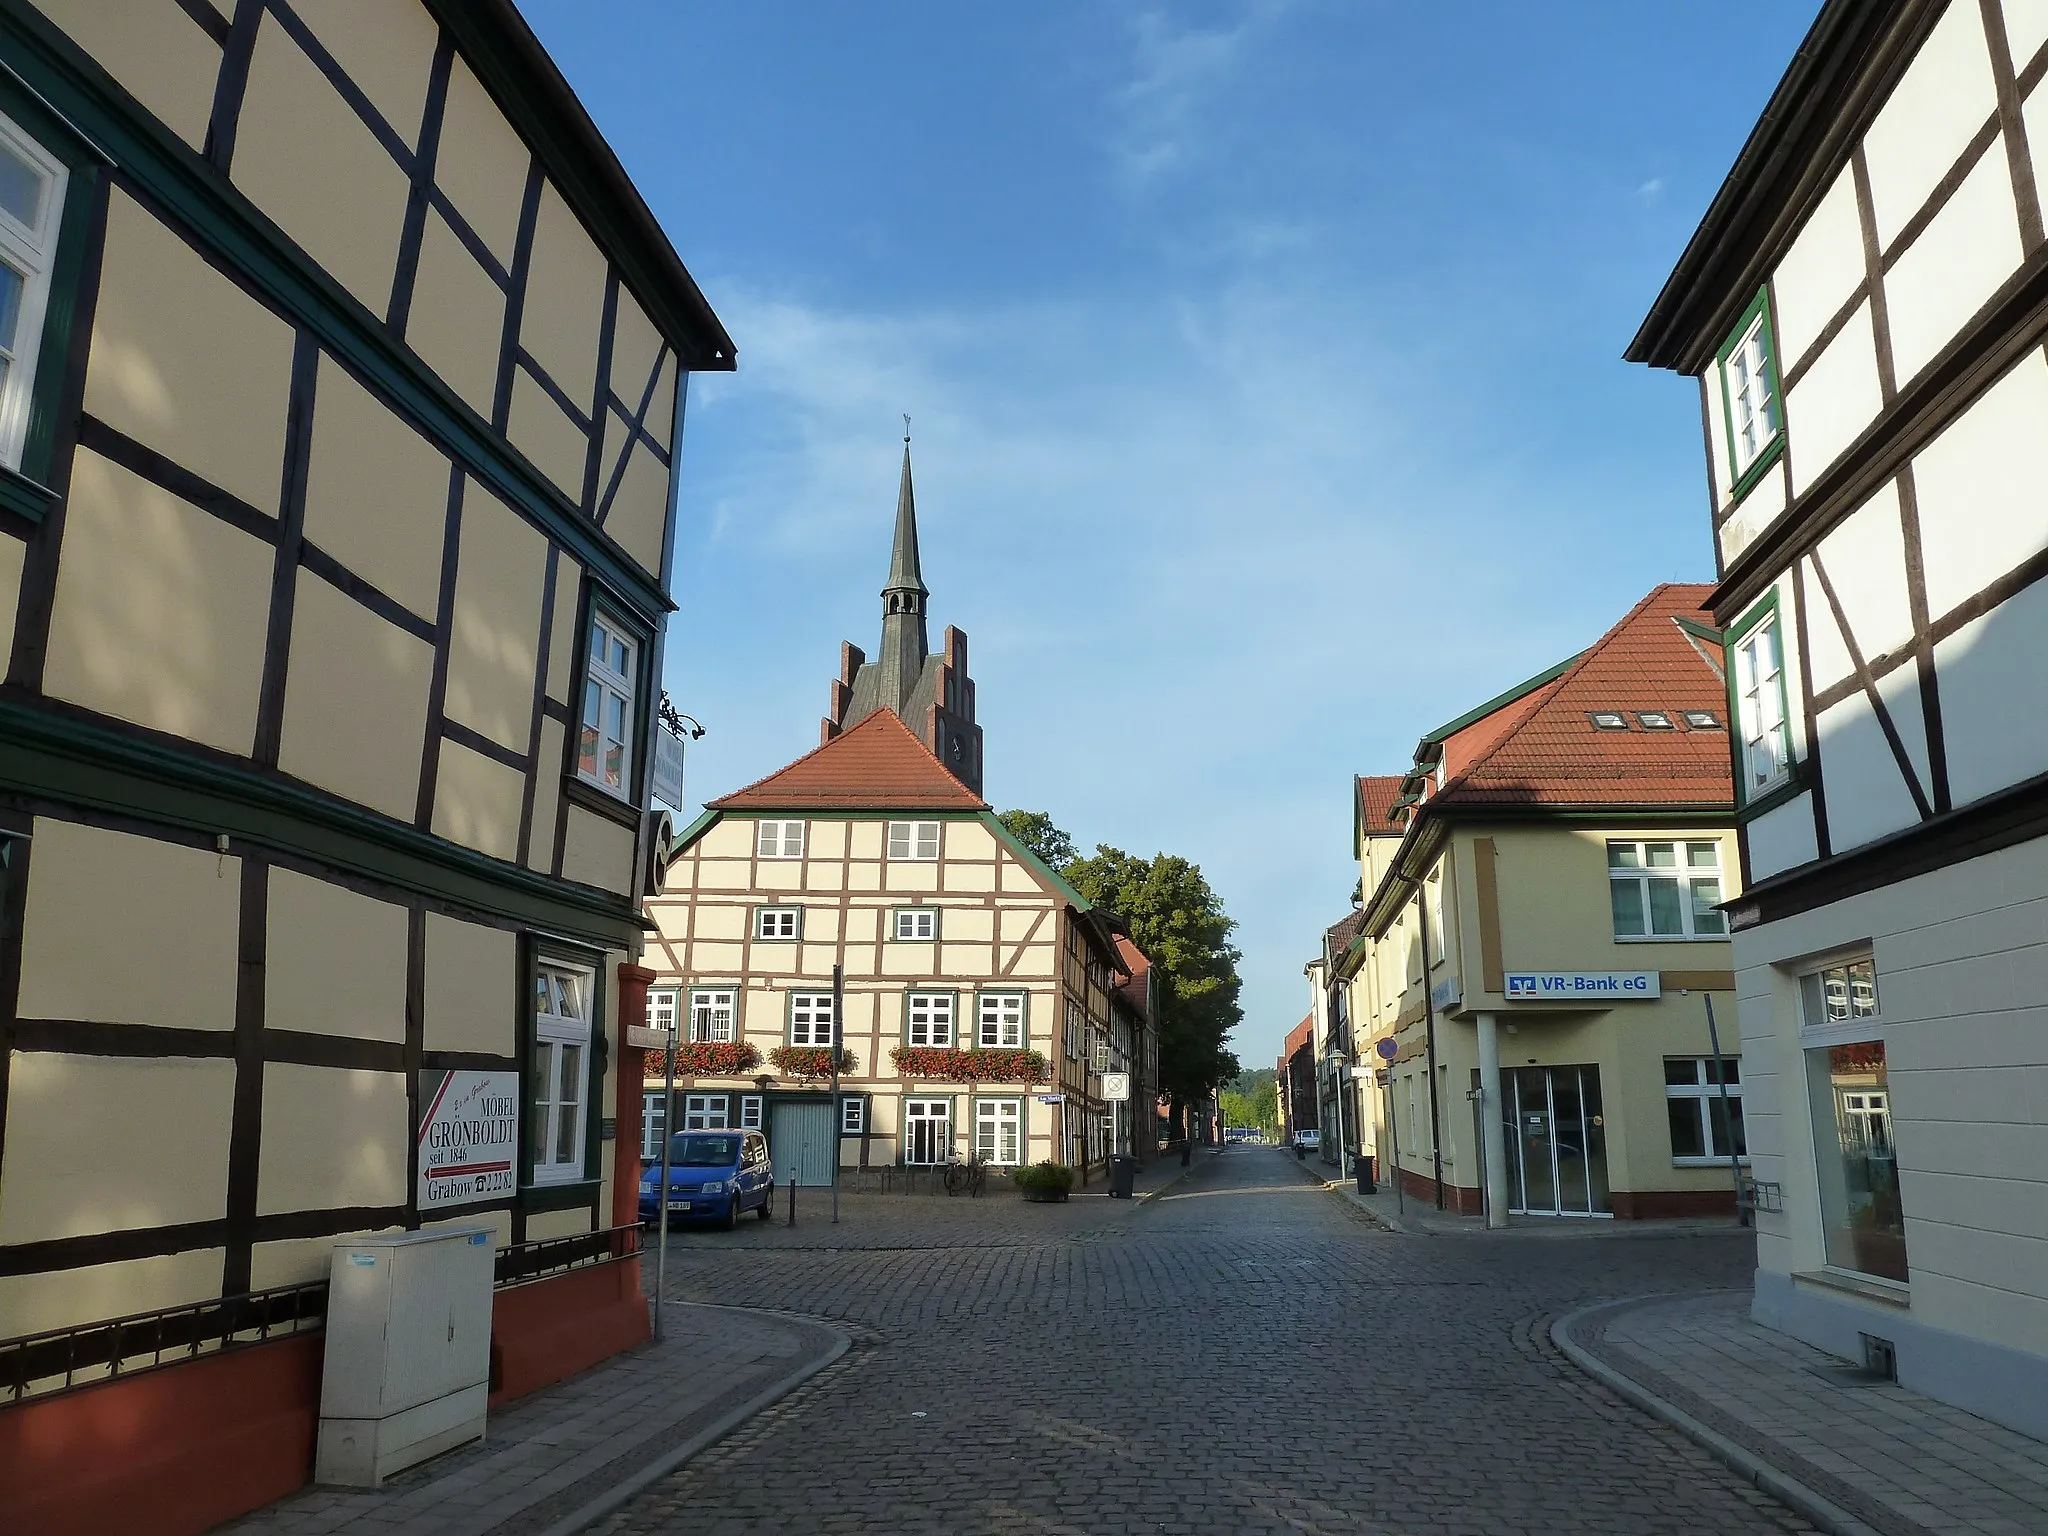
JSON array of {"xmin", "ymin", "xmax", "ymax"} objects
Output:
[
  {"xmin": 1725, "ymin": 434, "xmax": 1785, "ymax": 508},
  {"xmin": 1736, "ymin": 773, "xmax": 1803, "ymax": 822},
  {"xmin": 1614, "ymin": 935, "xmax": 1731, "ymax": 944},
  {"xmin": 1794, "ymin": 1267, "xmax": 1910, "ymax": 1308},
  {"xmin": 565, "ymin": 774, "xmax": 643, "ymax": 828},
  {"xmin": 1671, "ymin": 1156, "xmax": 1750, "ymax": 1168},
  {"xmin": 0, "ymin": 462, "xmax": 57, "ymax": 525},
  {"xmin": 520, "ymin": 1176, "xmax": 600, "ymax": 1212}
]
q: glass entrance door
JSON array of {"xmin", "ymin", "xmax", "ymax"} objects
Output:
[{"xmin": 1500, "ymin": 1065, "xmax": 1611, "ymax": 1216}]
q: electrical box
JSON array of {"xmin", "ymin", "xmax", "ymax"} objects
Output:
[{"xmin": 314, "ymin": 1227, "xmax": 495, "ymax": 1486}]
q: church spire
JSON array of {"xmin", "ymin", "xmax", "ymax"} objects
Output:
[{"xmin": 884, "ymin": 419, "xmax": 927, "ymax": 611}]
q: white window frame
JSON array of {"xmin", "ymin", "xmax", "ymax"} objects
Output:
[
  {"xmin": 906, "ymin": 991, "xmax": 954, "ymax": 1047},
  {"xmin": 756, "ymin": 820, "xmax": 806, "ymax": 859},
  {"xmin": 1608, "ymin": 840, "xmax": 1727, "ymax": 941},
  {"xmin": 1721, "ymin": 305, "xmax": 1782, "ymax": 478},
  {"xmin": 789, "ymin": 991, "xmax": 837, "ymax": 1047},
  {"xmin": 840, "ymin": 1096, "xmax": 866, "ymax": 1135},
  {"xmin": 974, "ymin": 1097, "xmax": 1023, "ymax": 1166},
  {"xmin": 755, "ymin": 906, "xmax": 801, "ymax": 941},
  {"xmin": 531, "ymin": 958, "xmax": 595, "ymax": 1186},
  {"xmin": 903, "ymin": 1098, "xmax": 951, "ymax": 1164},
  {"xmin": 1664, "ymin": 1057, "xmax": 1746, "ymax": 1166},
  {"xmin": 738, "ymin": 1094, "xmax": 763, "ymax": 1130},
  {"xmin": 577, "ymin": 608, "xmax": 638, "ymax": 801},
  {"xmin": 1732, "ymin": 610, "xmax": 1791, "ymax": 801},
  {"xmin": 1798, "ymin": 953, "xmax": 1882, "ymax": 1041},
  {"xmin": 682, "ymin": 1093, "xmax": 728, "ymax": 1131},
  {"xmin": 688, "ymin": 988, "xmax": 736, "ymax": 1043},
  {"xmin": 887, "ymin": 820, "xmax": 942, "ymax": 860},
  {"xmin": 0, "ymin": 116, "xmax": 64, "ymax": 472},
  {"xmin": 641, "ymin": 1089, "xmax": 668, "ymax": 1160},
  {"xmin": 647, "ymin": 988, "xmax": 679, "ymax": 1048},
  {"xmin": 979, "ymin": 991, "xmax": 1025, "ymax": 1049},
  {"xmin": 893, "ymin": 907, "xmax": 938, "ymax": 941}
]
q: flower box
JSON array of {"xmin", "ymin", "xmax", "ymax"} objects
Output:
[
  {"xmin": 767, "ymin": 1045, "xmax": 858, "ymax": 1082},
  {"xmin": 665, "ymin": 1041, "xmax": 761, "ymax": 1077},
  {"xmin": 889, "ymin": 1046, "xmax": 1050, "ymax": 1084}
]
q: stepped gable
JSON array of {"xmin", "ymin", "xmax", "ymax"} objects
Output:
[
  {"xmin": 1430, "ymin": 583, "xmax": 1732, "ymax": 810},
  {"xmin": 709, "ymin": 708, "xmax": 989, "ymax": 812}
]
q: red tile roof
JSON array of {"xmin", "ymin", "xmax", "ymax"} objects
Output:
[
  {"xmin": 1112, "ymin": 933, "xmax": 1152, "ymax": 1019},
  {"xmin": 1428, "ymin": 584, "xmax": 1732, "ymax": 811},
  {"xmin": 708, "ymin": 709, "xmax": 990, "ymax": 811},
  {"xmin": 1356, "ymin": 774, "xmax": 1410, "ymax": 832}
]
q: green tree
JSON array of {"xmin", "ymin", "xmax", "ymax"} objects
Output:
[
  {"xmin": 1064, "ymin": 844, "xmax": 1244, "ymax": 1112},
  {"xmin": 1223, "ymin": 1069, "xmax": 1279, "ymax": 1137},
  {"xmin": 995, "ymin": 809, "xmax": 1077, "ymax": 871}
]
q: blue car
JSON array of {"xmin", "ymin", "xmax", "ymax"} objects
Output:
[{"xmin": 640, "ymin": 1130, "xmax": 775, "ymax": 1229}]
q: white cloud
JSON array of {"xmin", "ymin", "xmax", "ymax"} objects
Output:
[
  {"xmin": 1109, "ymin": 3, "xmax": 1292, "ymax": 184},
  {"xmin": 1636, "ymin": 177, "xmax": 1666, "ymax": 203}
]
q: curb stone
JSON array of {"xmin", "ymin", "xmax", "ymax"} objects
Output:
[
  {"xmin": 531, "ymin": 1307, "xmax": 851, "ymax": 1536},
  {"xmin": 1550, "ymin": 1297, "xmax": 1881, "ymax": 1536}
]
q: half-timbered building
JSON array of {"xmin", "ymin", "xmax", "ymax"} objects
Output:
[
  {"xmin": 0, "ymin": 3, "xmax": 729, "ymax": 1530},
  {"xmin": 648, "ymin": 468, "xmax": 1147, "ymax": 1186},
  {"xmin": 1630, "ymin": 0, "xmax": 2048, "ymax": 1440}
]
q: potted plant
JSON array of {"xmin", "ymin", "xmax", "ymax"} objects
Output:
[
  {"xmin": 671, "ymin": 1041, "xmax": 761, "ymax": 1076},
  {"xmin": 1012, "ymin": 1161, "xmax": 1074, "ymax": 1203},
  {"xmin": 767, "ymin": 1045, "xmax": 858, "ymax": 1082},
  {"xmin": 889, "ymin": 1046, "xmax": 1051, "ymax": 1084}
]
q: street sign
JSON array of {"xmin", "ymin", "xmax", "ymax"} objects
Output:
[
  {"xmin": 651, "ymin": 727, "xmax": 687, "ymax": 811},
  {"xmin": 1101, "ymin": 1072, "xmax": 1131, "ymax": 1102},
  {"xmin": 1036, "ymin": 1093, "xmax": 1065, "ymax": 1104},
  {"xmin": 626, "ymin": 1025, "xmax": 672, "ymax": 1051},
  {"xmin": 1375, "ymin": 1038, "xmax": 1399, "ymax": 1061}
]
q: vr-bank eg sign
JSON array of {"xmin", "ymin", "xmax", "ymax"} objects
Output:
[{"xmin": 1503, "ymin": 971, "xmax": 1660, "ymax": 1001}]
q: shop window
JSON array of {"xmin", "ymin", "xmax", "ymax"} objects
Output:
[{"xmin": 1664, "ymin": 1057, "xmax": 1745, "ymax": 1163}]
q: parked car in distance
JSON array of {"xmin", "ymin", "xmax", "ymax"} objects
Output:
[
  {"xmin": 1291, "ymin": 1129, "xmax": 1320, "ymax": 1151},
  {"xmin": 640, "ymin": 1130, "xmax": 774, "ymax": 1229}
]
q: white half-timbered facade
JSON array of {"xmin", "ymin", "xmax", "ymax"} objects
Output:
[
  {"xmin": 1631, "ymin": 0, "xmax": 2048, "ymax": 1443},
  {"xmin": 0, "ymin": 4, "xmax": 730, "ymax": 1531}
]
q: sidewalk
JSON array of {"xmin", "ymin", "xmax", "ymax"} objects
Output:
[
  {"xmin": 1557, "ymin": 1289, "xmax": 2048, "ymax": 1536},
  {"xmin": 1274, "ymin": 1147, "xmax": 1749, "ymax": 1239},
  {"xmin": 223, "ymin": 1301, "xmax": 846, "ymax": 1536}
]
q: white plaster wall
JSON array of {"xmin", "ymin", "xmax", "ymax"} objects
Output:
[
  {"xmin": 1744, "ymin": 792, "xmax": 1820, "ymax": 881},
  {"xmin": 1882, "ymin": 148, "xmax": 2023, "ymax": 385},
  {"xmin": 1912, "ymin": 351, "xmax": 2048, "ymax": 620},
  {"xmin": 1771, "ymin": 171, "xmax": 1865, "ymax": 370},
  {"xmin": 2009, "ymin": 0, "xmax": 2048, "ymax": 70},
  {"xmin": 1804, "ymin": 484, "xmax": 1912, "ymax": 694},
  {"xmin": 1935, "ymin": 575, "xmax": 2048, "ymax": 808},
  {"xmin": 1785, "ymin": 301, "xmax": 1884, "ymax": 495},
  {"xmin": 1815, "ymin": 678, "xmax": 1928, "ymax": 851},
  {"xmin": 1861, "ymin": 0, "xmax": 1996, "ymax": 248},
  {"xmin": 1719, "ymin": 458, "xmax": 1787, "ymax": 567}
]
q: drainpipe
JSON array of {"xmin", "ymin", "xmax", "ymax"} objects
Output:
[{"xmin": 1410, "ymin": 878, "xmax": 1445, "ymax": 1210}]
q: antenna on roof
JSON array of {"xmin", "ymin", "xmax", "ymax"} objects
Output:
[{"xmin": 902, "ymin": 412, "xmax": 911, "ymax": 444}]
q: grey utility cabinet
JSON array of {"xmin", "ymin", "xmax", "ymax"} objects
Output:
[{"xmin": 314, "ymin": 1227, "xmax": 495, "ymax": 1485}]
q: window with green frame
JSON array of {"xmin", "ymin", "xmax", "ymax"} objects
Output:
[
  {"xmin": 1717, "ymin": 289, "xmax": 1784, "ymax": 492},
  {"xmin": 1729, "ymin": 596, "xmax": 1792, "ymax": 803}
]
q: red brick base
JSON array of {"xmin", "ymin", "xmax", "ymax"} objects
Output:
[
  {"xmin": 1609, "ymin": 1188, "xmax": 1739, "ymax": 1220},
  {"xmin": 0, "ymin": 1332, "xmax": 323, "ymax": 1536},
  {"xmin": 1393, "ymin": 1165, "xmax": 1484, "ymax": 1215},
  {"xmin": 489, "ymin": 1255, "xmax": 651, "ymax": 1408}
]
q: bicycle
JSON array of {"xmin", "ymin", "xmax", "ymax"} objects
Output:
[{"xmin": 942, "ymin": 1155, "xmax": 987, "ymax": 1198}]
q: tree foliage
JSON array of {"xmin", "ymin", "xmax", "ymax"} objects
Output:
[
  {"xmin": 995, "ymin": 810, "xmax": 1077, "ymax": 871},
  {"xmin": 1222, "ymin": 1069, "xmax": 1279, "ymax": 1137},
  {"xmin": 995, "ymin": 811, "xmax": 1246, "ymax": 1106}
]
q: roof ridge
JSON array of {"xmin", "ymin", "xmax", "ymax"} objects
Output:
[{"xmin": 706, "ymin": 708, "xmax": 987, "ymax": 810}]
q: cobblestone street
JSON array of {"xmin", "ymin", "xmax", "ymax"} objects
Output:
[{"xmin": 601, "ymin": 1151, "xmax": 1809, "ymax": 1535}]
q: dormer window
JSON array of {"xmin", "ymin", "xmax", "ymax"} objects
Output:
[
  {"xmin": 1683, "ymin": 711, "xmax": 1723, "ymax": 730},
  {"xmin": 1589, "ymin": 712, "xmax": 1629, "ymax": 731},
  {"xmin": 1636, "ymin": 711, "xmax": 1675, "ymax": 730}
]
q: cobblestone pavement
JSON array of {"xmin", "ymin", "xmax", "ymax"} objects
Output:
[{"xmin": 599, "ymin": 1148, "xmax": 1812, "ymax": 1535}]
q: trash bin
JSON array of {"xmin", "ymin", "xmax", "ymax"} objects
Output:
[
  {"xmin": 1354, "ymin": 1153, "xmax": 1374, "ymax": 1196},
  {"xmin": 1109, "ymin": 1155, "xmax": 1138, "ymax": 1199}
]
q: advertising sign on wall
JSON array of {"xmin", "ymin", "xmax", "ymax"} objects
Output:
[
  {"xmin": 1503, "ymin": 971, "xmax": 1660, "ymax": 1001},
  {"xmin": 417, "ymin": 1070, "xmax": 520, "ymax": 1210}
]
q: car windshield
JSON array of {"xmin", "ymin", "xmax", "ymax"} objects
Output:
[{"xmin": 663, "ymin": 1134, "xmax": 740, "ymax": 1168}]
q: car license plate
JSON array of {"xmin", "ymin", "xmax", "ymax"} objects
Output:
[{"xmin": 668, "ymin": 1198, "xmax": 691, "ymax": 1210}]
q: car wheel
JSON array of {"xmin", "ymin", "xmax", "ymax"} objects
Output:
[
  {"xmin": 720, "ymin": 1196, "xmax": 739, "ymax": 1232},
  {"xmin": 758, "ymin": 1185, "xmax": 775, "ymax": 1220}
]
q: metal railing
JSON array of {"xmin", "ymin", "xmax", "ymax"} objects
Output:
[
  {"xmin": 493, "ymin": 1222, "xmax": 640, "ymax": 1289},
  {"xmin": 1, "ymin": 1280, "xmax": 327, "ymax": 1406}
]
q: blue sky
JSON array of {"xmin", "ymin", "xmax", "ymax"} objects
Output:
[{"xmin": 522, "ymin": 0, "xmax": 1820, "ymax": 1073}]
